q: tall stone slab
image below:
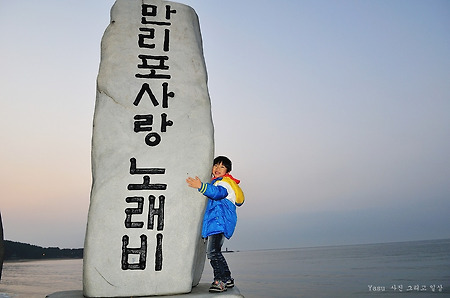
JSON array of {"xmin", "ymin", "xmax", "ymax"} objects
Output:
[{"xmin": 83, "ymin": 0, "xmax": 214, "ymax": 296}]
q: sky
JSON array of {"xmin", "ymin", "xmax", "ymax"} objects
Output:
[{"xmin": 0, "ymin": 0, "xmax": 449, "ymax": 251}]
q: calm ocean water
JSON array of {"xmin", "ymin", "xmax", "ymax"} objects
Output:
[{"xmin": 0, "ymin": 238, "xmax": 448, "ymax": 297}]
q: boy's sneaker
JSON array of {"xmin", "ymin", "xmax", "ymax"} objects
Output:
[
  {"xmin": 226, "ymin": 278, "xmax": 235, "ymax": 288},
  {"xmin": 209, "ymin": 280, "xmax": 227, "ymax": 293}
]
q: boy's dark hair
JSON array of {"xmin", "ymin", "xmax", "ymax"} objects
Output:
[{"xmin": 213, "ymin": 156, "xmax": 232, "ymax": 173}]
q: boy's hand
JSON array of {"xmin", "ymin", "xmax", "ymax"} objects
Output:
[{"xmin": 186, "ymin": 176, "xmax": 202, "ymax": 189}]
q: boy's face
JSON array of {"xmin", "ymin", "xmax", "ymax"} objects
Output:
[{"xmin": 212, "ymin": 162, "xmax": 228, "ymax": 178}]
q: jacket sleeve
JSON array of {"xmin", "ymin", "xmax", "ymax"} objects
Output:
[{"xmin": 198, "ymin": 182, "xmax": 228, "ymax": 200}]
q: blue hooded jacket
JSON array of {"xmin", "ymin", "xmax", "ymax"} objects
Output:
[{"xmin": 198, "ymin": 174, "xmax": 243, "ymax": 239}]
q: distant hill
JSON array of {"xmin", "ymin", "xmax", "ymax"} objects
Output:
[{"xmin": 4, "ymin": 240, "xmax": 83, "ymax": 260}]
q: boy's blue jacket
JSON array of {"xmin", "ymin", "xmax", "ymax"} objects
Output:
[{"xmin": 198, "ymin": 174, "xmax": 244, "ymax": 239}]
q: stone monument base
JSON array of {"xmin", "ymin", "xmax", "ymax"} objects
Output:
[{"xmin": 46, "ymin": 284, "xmax": 244, "ymax": 298}]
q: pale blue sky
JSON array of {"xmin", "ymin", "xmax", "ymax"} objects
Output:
[{"xmin": 1, "ymin": 0, "xmax": 449, "ymax": 250}]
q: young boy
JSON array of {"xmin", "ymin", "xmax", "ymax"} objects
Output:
[{"xmin": 186, "ymin": 156, "xmax": 244, "ymax": 293}]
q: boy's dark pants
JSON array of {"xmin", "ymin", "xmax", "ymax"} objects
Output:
[{"xmin": 206, "ymin": 233, "xmax": 231, "ymax": 282}]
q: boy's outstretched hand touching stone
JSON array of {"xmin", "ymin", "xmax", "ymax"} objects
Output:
[{"xmin": 186, "ymin": 176, "xmax": 202, "ymax": 189}]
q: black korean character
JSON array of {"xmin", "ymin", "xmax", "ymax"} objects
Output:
[
  {"xmin": 162, "ymin": 29, "xmax": 170, "ymax": 52},
  {"xmin": 155, "ymin": 233, "xmax": 163, "ymax": 271},
  {"xmin": 136, "ymin": 55, "xmax": 171, "ymax": 79},
  {"xmin": 134, "ymin": 83, "xmax": 159, "ymax": 107},
  {"xmin": 164, "ymin": 5, "xmax": 177, "ymax": 20},
  {"xmin": 141, "ymin": 4, "xmax": 177, "ymax": 26},
  {"xmin": 128, "ymin": 158, "xmax": 167, "ymax": 190},
  {"xmin": 148, "ymin": 195, "xmax": 165, "ymax": 231},
  {"xmin": 134, "ymin": 114, "xmax": 153, "ymax": 132},
  {"xmin": 145, "ymin": 132, "xmax": 161, "ymax": 147},
  {"xmin": 138, "ymin": 28, "xmax": 170, "ymax": 52},
  {"xmin": 162, "ymin": 82, "xmax": 174, "ymax": 108},
  {"xmin": 133, "ymin": 114, "xmax": 162, "ymax": 146},
  {"xmin": 130, "ymin": 158, "xmax": 165, "ymax": 175},
  {"xmin": 133, "ymin": 114, "xmax": 173, "ymax": 147},
  {"xmin": 160, "ymin": 113, "xmax": 173, "ymax": 132},
  {"xmin": 133, "ymin": 82, "xmax": 174, "ymax": 107},
  {"xmin": 124, "ymin": 196, "xmax": 144, "ymax": 229},
  {"xmin": 121, "ymin": 234, "xmax": 147, "ymax": 270},
  {"xmin": 138, "ymin": 27, "xmax": 156, "ymax": 49}
]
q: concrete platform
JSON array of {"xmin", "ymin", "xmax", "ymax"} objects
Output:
[{"xmin": 46, "ymin": 283, "xmax": 244, "ymax": 297}]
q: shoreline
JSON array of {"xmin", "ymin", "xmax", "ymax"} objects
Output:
[{"xmin": 4, "ymin": 257, "xmax": 82, "ymax": 263}]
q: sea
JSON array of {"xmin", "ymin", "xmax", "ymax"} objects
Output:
[{"xmin": 0, "ymin": 238, "xmax": 449, "ymax": 298}]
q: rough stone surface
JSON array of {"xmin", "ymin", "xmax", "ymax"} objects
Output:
[
  {"xmin": 47, "ymin": 284, "xmax": 244, "ymax": 298},
  {"xmin": 83, "ymin": 0, "xmax": 214, "ymax": 296}
]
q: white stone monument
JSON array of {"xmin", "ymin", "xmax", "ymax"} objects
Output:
[{"xmin": 83, "ymin": 0, "xmax": 214, "ymax": 296}]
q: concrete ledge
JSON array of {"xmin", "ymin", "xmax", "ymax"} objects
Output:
[{"xmin": 46, "ymin": 283, "xmax": 244, "ymax": 297}]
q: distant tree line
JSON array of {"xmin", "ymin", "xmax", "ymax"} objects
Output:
[{"xmin": 3, "ymin": 240, "xmax": 83, "ymax": 260}]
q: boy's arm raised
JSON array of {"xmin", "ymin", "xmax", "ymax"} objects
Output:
[
  {"xmin": 198, "ymin": 182, "xmax": 228, "ymax": 200},
  {"xmin": 186, "ymin": 176, "xmax": 228, "ymax": 200}
]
